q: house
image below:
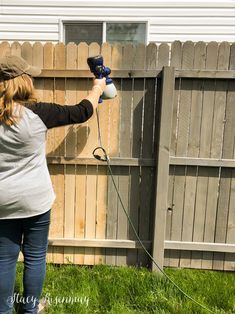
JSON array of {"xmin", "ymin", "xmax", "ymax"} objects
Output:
[{"xmin": 0, "ymin": 0, "xmax": 235, "ymax": 45}]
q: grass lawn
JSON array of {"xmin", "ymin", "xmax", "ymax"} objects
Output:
[{"xmin": 14, "ymin": 262, "xmax": 235, "ymax": 314}]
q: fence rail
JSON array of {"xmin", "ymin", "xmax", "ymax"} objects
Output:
[{"xmin": 39, "ymin": 69, "xmax": 235, "ymax": 79}]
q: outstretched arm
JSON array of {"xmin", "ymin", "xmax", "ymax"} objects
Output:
[{"xmin": 24, "ymin": 78, "xmax": 107, "ymax": 129}]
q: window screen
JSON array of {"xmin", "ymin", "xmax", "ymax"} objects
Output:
[
  {"xmin": 64, "ymin": 23, "xmax": 103, "ymax": 45},
  {"xmin": 106, "ymin": 23, "xmax": 146, "ymax": 45}
]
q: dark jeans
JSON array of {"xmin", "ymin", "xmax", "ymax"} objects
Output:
[{"xmin": 0, "ymin": 209, "xmax": 51, "ymax": 314}]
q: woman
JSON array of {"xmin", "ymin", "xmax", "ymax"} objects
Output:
[{"xmin": 0, "ymin": 55, "xmax": 106, "ymax": 314}]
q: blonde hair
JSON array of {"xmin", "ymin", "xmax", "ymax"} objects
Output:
[{"xmin": 0, "ymin": 74, "xmax": 37, "ymax": 126}]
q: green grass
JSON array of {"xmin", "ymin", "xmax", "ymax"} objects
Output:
[{"xmin": 14, "ymin": 262, "xmax": 235, "ymax": 314}]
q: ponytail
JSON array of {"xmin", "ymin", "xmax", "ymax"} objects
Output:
[{"xmin": 0, "ymin": 74, "xmax": 37, "ymax": 126}]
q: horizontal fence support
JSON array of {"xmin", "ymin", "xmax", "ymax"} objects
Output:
[
  {"xmin": 47, "ymin": 156, "xmax": 235, "ymax": 168},
  {"xmin": 175, "ymin": 69, "xmax": 235, "ymax": 79},
  {"xmin": 47, "ymin": 156, "xmax": 155, "ymax": 167},
  {"xmin": 170, "ymin": 156, "xmax": 235, "ymax": 168},
  {"xmin": 165, "ymin": 241, "xmax": 235, "ymax": 253},
  {"xmin": 40, "ymin": 69, "xmax": 162, "ymax": 78},
  {"xmin": 48, "ymin": 238, "xmax": 151, "ymax": 250},
  {"xmin": 39, "ymin": 69, "xmax": 235, "ymax": 79}
]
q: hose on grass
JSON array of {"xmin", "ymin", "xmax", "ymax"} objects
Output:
[{"xmin": 92, "ymin": 108, "xmax": 213, "ymax": 314}]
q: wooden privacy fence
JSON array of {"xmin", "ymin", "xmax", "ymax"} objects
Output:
[{"xmin": 0, "ymin": 41, "xmax": 234, "ymax": 272}]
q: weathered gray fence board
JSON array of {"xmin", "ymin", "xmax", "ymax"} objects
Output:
[
  {"xmin": 167, "ymin": 41, "xmax": 183, "ymax": 267},
  {"xmin": 140, "ymin": 76, "xmax": 157, "ymax": 266},
  {"xmin": 179, "ymin": 41, "xmax": 195, "ymax": 268},
  {"xmin": 191, "ymin": 42, "xmax": 218, "ymax": 269},
  {"xmin": 224, "ymin": 169, "xmax": 235, "ymax": 271},
  {"xmin": 214, "ymin": 169, "xmax": 232, "ymax": 270},
  {"xmin": 115, "ymin": 45, "xmax": 133, "ymax": 266},
  {"xmin": 224, "ymin": 45, "xmax": 235, "ymax": 271},
  {"xmin": 180, "ymin": 166, "xmax": 197, "ymax": 268},
  {"xmin": 200, "ymin": 42, "xmax": 219, "ymax": 270},
  {"xmin": 214, "ymin": 80, "xmax": 235, "ymax": 270},
  {"xmin": 128, "ymin": 76, "xmax": 145, "ymax": 263},
  {"xmin": 203, "ymin": 42, "xmax": 230, "ymax": 270},
  {"xmin": 170, "ymin": 42, "xmax": 194, "ymax": 267},
  {"xmin": 130, "ymin": 44, "xmax": 146, "ymax": 266},
  {"xmin": 152, "ymin": 66, "xmax": 175, "ymax": 271},
  {"xmin": 180, "ymin": 42, "xmax": 205, "ymax": 268}
]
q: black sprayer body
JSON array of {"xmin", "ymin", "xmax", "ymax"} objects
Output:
[{"xmin": 87, "ymin": 55, "xmax": 117, "ymax": 102}]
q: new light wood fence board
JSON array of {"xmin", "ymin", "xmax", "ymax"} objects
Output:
[
  {"xmin": 74, "ymin": 165, "xmax": 86, "ymax": 265},
  {"xmin": 42, "ymin": 42, "xmax": 55, "ymax": 263},
  {"xmin": 48, "ymin": 238, "xmax": 151, "ymax": 249},
  {"xmin": 63, "ymin": 43, "xmax": 77, "ymax": 264},
  {"xmin": 52, "ymin": 43, "xmax": 66, "ymax": 264}
]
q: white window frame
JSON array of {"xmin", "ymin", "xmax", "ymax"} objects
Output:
[{"xmin": 59, "ymin": 18, "xmax": 149, "ymax": 45}]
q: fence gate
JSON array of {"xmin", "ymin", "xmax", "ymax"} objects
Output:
[{"xmin": 154, "ymin": 66, "xmax": 235, "ymax": 272}]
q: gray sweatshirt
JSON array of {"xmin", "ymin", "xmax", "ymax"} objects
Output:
[{"xmin": 0, "ymin": 100, "xmax": 93, "ymax": 219}]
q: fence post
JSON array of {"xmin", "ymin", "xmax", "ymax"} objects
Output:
[{"xmin": 152, "ymin": 66, "xmax": 175, "ymax": 271}]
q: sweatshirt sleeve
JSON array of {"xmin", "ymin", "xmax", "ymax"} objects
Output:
[{"xmin": 25, "ymin": 99, "xmax": 93, "ymax": 129}]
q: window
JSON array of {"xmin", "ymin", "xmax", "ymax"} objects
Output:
[
  {"xmin": 63, "ymin": 22, "xmax": 146, "ymax": 45},
  {"xmin": 106, "ymin": 23, "xmax": 146, "ymax": 45},
  {"xmin": 64, "ymin": 23, "xmax": 103, "ymax": 45}
]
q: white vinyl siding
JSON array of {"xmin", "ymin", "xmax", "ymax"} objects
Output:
[{"xmin": 1, "ymin": 0, "xmax": 235, "ymax": 44}]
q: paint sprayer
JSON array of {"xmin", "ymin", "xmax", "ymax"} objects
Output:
[{"xmin": 87, "ymin": 55, "xmax": 117, "ymax": 103}]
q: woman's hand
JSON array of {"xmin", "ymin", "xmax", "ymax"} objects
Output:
[
  {"xmin": 85, "ymin": 77, "xmax": 106, "ymax": 111},
  {"xmin": 92, "ymin": 78, "xmax": 106, "ymax": 95}
]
